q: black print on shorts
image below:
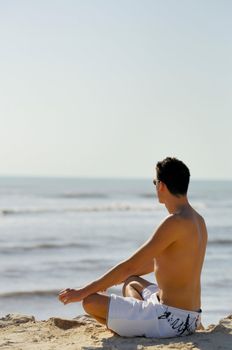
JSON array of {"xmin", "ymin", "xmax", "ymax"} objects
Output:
[{"xmin": 158, "ymin": 307, "xmax": 197, "ymax": 336}]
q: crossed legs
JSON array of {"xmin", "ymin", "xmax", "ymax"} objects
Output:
[
  {"xmin": 122, "ymin": 275, "xmax": 152, "ymax": 299},
  {"xmin": 82, "ymin": 276, "xmax": 152, "ymax": 325}
]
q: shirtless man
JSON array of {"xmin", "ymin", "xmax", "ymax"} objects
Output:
[{"xmin": 59, "ymin": 157, "xmax": 207, "ymax": 338}]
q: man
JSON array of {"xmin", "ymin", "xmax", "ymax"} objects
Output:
[{"xmin": 59, "ymin": 157, "xmax": 207, "ymax": 338}]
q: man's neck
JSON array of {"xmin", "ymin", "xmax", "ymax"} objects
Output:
[{"xmin": 165, "ymin": 196, "xmax": 191, "ymax": 215}]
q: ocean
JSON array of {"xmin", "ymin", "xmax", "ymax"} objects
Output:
[{"xmin": 0, "ymin": 176, "xmax": 231, "ymax": 326}]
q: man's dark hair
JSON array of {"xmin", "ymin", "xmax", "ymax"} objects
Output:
[{"xmin": 156, "ymin": 157, "xmax": 190, "ymax": 197}]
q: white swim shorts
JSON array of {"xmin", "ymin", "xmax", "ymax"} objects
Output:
[{"xmin": 107, "ymin": 284, "xmax": 201, "ymax": 338}]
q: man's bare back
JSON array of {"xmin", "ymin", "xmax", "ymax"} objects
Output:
[{"xmin": 154, "ymin": 207, "xmax": 207, "ymax": 312}]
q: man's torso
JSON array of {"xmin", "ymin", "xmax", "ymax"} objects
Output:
[{"xmin": 154, "ymin": 208, "xmax": 207, "ymax": 311}]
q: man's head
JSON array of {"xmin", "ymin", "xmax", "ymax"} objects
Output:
[{"xmin": 155, "ymin": 157, "xmax": 190, "ymax": 199}]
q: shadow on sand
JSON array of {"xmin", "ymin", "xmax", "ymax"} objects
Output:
[{"xmin": 82, "ymin": 315, "xmax": 232, "ymax": 350}]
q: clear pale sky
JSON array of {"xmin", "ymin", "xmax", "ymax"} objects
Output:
[{"xmin": 0, "ymin": 1, "xmax": 231, "ymax": 179}]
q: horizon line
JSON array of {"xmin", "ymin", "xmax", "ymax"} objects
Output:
[{"xmin": 0, "ymin": 174, "xmax": 231, "ymax": 182}]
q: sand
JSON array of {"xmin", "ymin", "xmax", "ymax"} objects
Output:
[{"xmin": 0, "ymin": 313, "xmax": 231, "ymax": 350}]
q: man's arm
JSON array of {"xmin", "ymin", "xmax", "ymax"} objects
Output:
[
  {"xmin": 132, "ymin": 260, "xmax": 154, "ymax": 276},
  {"xmin": 59, "ymin": 216, "xmax": 177, "ymax": 303}
]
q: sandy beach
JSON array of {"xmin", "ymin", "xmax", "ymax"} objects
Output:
[{"xmin": 0, "ymin": 313, "xmax": 231, "ymax": 350}]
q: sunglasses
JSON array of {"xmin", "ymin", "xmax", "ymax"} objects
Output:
[{"xmin": 153, "ymin": 179, "xmax": 160, "ymax": 186}]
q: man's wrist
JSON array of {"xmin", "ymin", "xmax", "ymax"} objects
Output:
[{"xmin": 82, "ymin": 281, "xmax": 98, "ymax": 297}]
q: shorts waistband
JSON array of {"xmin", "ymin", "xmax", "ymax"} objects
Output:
[{"xmin": 160, "ymin": 303, "xmax": 202, "ymax": 317}]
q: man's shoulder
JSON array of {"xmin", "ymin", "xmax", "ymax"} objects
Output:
[
  {"xmin": 161, "ymin": 211, "xmax": 207, "ymax": 238},
  {"xmin": 158, "ymin": 214, "xmax": 194, "ymax": 237},
  {"xmin": 156, "ymin": 215, "xmax": 181, "ymax": 237},
  {"xmin": 160, "ymin": 214, "xmax": 182, "ymax": 226},
  {"xmin": 168, "ymin": 208, "xmax": 206, "ymax": 225}
]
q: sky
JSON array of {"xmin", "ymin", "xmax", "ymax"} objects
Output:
[{"xmin": 0, "ymin": 0, "xmax": 231, "ymax": 179}]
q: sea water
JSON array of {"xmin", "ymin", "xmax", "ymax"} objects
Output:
[{"xmin": 0, "ymin": 177, "xmax": 231, "ymax": 326}]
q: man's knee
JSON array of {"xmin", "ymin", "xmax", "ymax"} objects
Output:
[
  {"xmin": 122, "ymin": 275, "xmax": 139, "ymax": 296},
  {"xmin": 82, "ymin": 294, "xmax": 97, "ymax": 314},
  {"xmin": 82, "ymin": 293, "xmax": 110, "ymax": 320}
]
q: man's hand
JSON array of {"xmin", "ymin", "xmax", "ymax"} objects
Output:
[{"xmin": 58, "ymin": 288, "xmax": 86, "ymax": 304}]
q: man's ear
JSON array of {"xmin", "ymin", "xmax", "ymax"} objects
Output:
[{"xmin": 159, "ymin": 181, "xmax": 166, "ymax": 192}]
